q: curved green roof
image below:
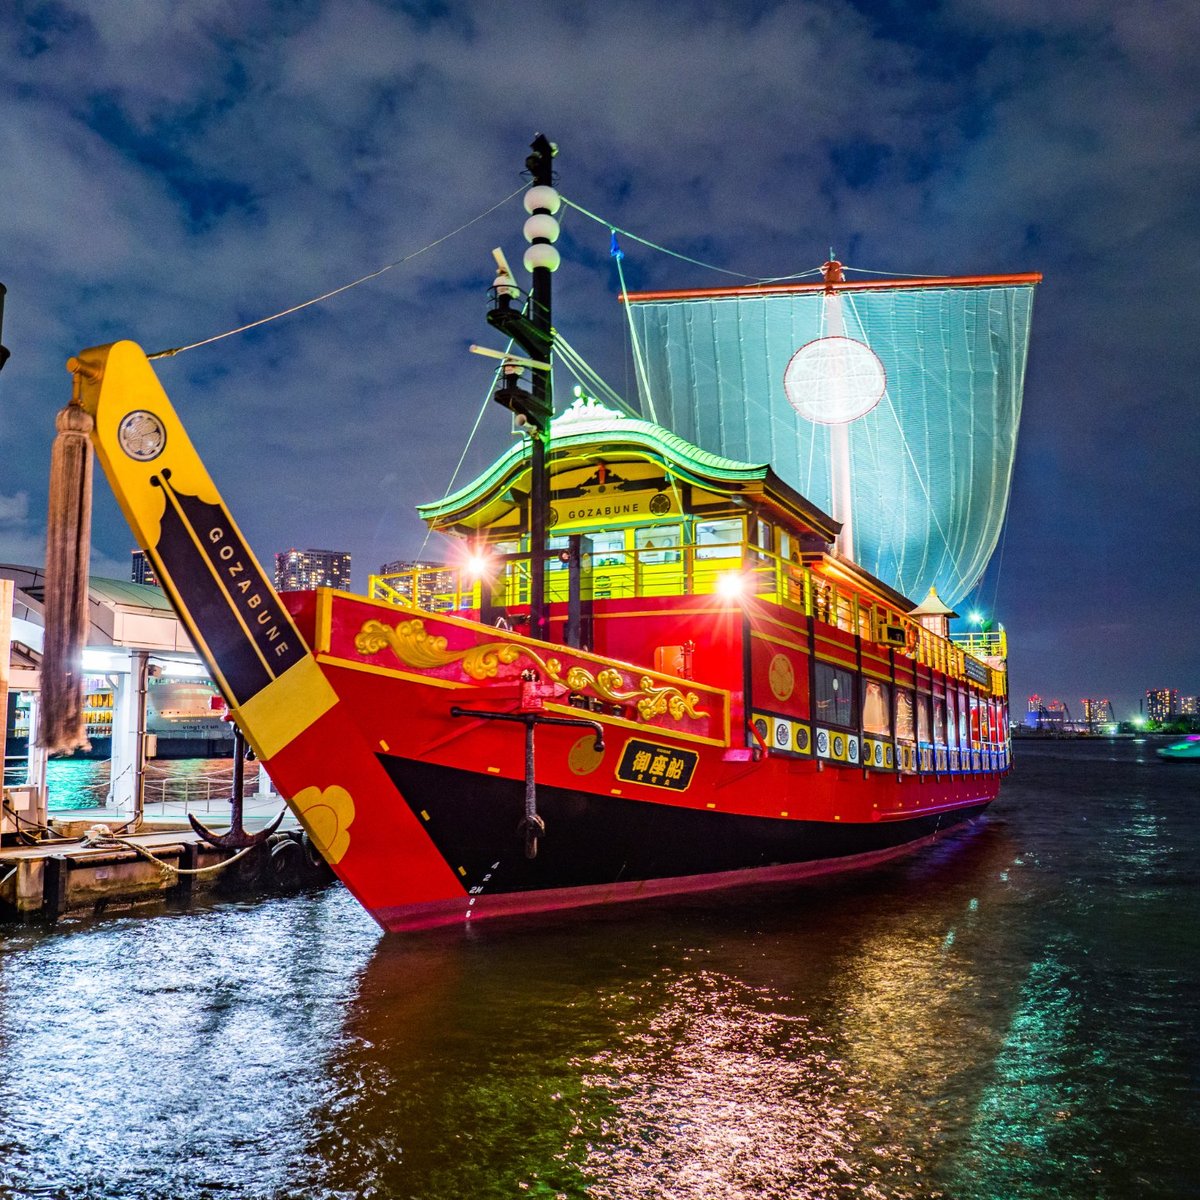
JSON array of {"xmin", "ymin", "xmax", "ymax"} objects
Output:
[{"xmin": 418, "ymin": 398, "xmax": 776, "ymax": 524}]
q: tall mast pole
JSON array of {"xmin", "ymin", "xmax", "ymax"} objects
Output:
[
  {"xmin": 486, "ymin": 135, "xmax": 561, "ymax": 642},
  {"xmin": 526, "ymin": 134, "xmax": 555, "ymax": 642},
  {"xmin": 822, "ymin": 258, "xmax": 855, "ymax": 562}
]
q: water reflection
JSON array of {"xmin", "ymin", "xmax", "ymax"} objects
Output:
[
  {"xmin": 1, "ymin": 742, "xmax": 1197, "ymax": 1198},
  {"xmin": 289, "ymin": 823, "xmax": 1019, "ymax": 1200},
  {"xmin": 0, "ymin": 891, "xmax": 379, "ymax": 1198}
]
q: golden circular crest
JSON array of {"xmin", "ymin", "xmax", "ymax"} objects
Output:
[
  {"xmin": 768, "ymin": 653, "xmax": 795, "ymax": 701},
  {"xmin": 567, "ymin": 733, "xmax": 605, "ymax": 776}
]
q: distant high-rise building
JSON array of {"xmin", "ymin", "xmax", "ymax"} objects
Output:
[
  {"xmin": 1180, "ymin": 696, "xmax": 1198, "ymax": 717},
  {"xmin": 1145, "ymin": 688, "xmax": 1178, "ymax": 723},
  {"xmin": 1081, "ymin": 698, "xmax": 1114, "ymax": 729},
  {"xmin": 378, "ymin": 559, "xmax": 457, "ymax": 610},
  {"xmin": 130, "ymin": 549, "xmax": 159, "ymax": 587},
  {"xmin": 274, "ymin": 548, "xmax": 352, "ymax": 592}
]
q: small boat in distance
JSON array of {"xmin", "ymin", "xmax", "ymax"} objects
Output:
[
  {"xmin": 1158, "ymin": 735, "xmax": 1200, "ymax": 762},
  {"xmin": 47, "ymin": 136, "xmax": 1039, "ymax": 931}
]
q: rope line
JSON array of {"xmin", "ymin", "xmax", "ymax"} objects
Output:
[
  {"xmin": 415, "ymin": 336, "xmax": 518, "ymax": 563},
  {"xmin": 613, "ymin": 249, "xmax": 660, "ymax": 424},
  {"xmin": 112, "ymin": 836, "xmax": 257, "ymax": 877},
  {"xmin": 839, "ymin": 264, "xmax": 943, "ymax": 278},
  {"xmin": 561, "ymin": 197, "xmax": 765, "ymax": 281},
  {"xmin": 148, "ymin": 187, "xmax": 524, "ymax": 360}
]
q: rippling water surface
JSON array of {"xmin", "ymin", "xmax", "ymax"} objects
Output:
[{"xmin": 2, "ymin": 739, "xmax": 1198, "ymax": 1198}]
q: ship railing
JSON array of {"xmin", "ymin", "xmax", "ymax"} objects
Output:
[
  {"xmin": 365, "ymin": 543, "xmax": 1002, "ymax": 690},
  {"xmin": 369, "ymin": 568, "xmax": 480, "ymax": 613},
  {"xmin": 951, "ymin": 628, "xmax": 1008, "ymax": 660}
]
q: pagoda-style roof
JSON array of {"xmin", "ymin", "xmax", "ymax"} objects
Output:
[
  {"xmin": 418, "ymin": 397, "xmax": 840, "ymax": 539},
  {"xmin": 909, "ymin": 586, "xmax": 959, "ymax": 620}
]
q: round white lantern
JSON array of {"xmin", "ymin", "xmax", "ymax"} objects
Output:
[
  {"xmin": 523, "ymin": 213, "xmax": 560, "ymax": 244},
  {"xmin": 523, "ymin": 185, "xmax": 562, "ymax": 215},
  {"xmin": 523, "ymin": 243, "xmax": 561, "ymax": 273}
]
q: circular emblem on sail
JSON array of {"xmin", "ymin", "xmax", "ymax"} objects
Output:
[
  {"xmin": 117, "ymin": 410, "xmax": 167, "ymax": 461},
  {"xmin": 783, "ymin": 336, "xmax": 886, "ymax": 425}
]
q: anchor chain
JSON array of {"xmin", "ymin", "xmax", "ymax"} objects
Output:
[{"xmin": 449, "ymin": 705, "xmax": 604, "ymax": 859}]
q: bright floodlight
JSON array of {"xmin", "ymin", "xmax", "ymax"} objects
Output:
[
  {"xmin": 783, "ymin": 335, "xmax": 886, "ymax": 425},
  {"xmin": 716, "ymin": 571, "xmax": 746, "ymax": 599},
  {"xmin": 464, "ymin": 552, "xmax": 490, "ymax": 579},
  {"xmin": 969, "ymin": 609, "xmax": 984, "ymax": 626}
]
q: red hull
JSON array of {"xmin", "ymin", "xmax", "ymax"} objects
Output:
[{"xmin": 244, "ymin": 589, "xmax": 1005, "ymax": 931}]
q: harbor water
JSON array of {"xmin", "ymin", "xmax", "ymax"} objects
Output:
[{"xmin": 1, "ymin": 739, "xmax": 1197, "ymax": 1199}]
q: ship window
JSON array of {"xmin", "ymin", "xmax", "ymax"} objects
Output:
[
  {"xmin": 695, "ymin": 518, "xmax": 743, "ymax": 560},
  {"xmin": 934, "ymin": 698, "xmax": 947, "ymax": 744},
  {"xmin": 959, "ymin": 693, "xmax": 969, "ymax": 745},
  {"xmin": 755, "ymin": 520, "xmax": 773, "ymax": 553},
  {"xmin": 917, "ymin": 695, "xmax": 932, "ymax": 744},
  {"xmin": 635, "ymin": 524, "xmax": 681, "ymax": 564},
  {"xmin": 945, "ymin": 693, "xmax": 957, "ymax": 747},
  {"xmin": 814, "ymin": 662, "xmax": 856, "ymax": 728},
  {"xmin": 588, "ymin": 529, "xmax": 626, "ymax": 565},
  {"xmin": 895, "ymin": 689, "xmax": 915, "ymax": 741},
  {"xmin": 863, "ymin": 680, "xmax": 891, "ymax": 736}
]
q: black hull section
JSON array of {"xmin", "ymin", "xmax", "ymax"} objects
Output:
[{"xmin": 379, "ymin": 754, "xmax": 991, "ymax": 896}]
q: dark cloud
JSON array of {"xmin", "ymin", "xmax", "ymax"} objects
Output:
[{"xmin": 1, "ymin": 0, "xmax": 1196, "ymax": 716}]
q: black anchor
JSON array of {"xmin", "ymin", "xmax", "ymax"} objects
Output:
[{"xmin": 189, "ymin": 723, "xmax": 284, "ymax": 849}]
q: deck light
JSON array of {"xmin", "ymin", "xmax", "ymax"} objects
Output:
[
  {"xmin": 464, "ymin": 551, "xmax": 491, "ymax": 579},
  {"xmin": 716, "ymin": 571, "xmax": 746, "ymax": 600}
]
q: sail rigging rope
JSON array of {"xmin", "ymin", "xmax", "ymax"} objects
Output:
[
  {"xmin": 612, "ymin": 245, "xmax": 660, "ymax": 425},
  {"xmin": 561, "ymin": 197, "xmax": 766, "ymax": 281},
  {"xmin": 414, "ymin": 345, "xmax": 515, "ymax": 565},
  {"xmin": 554, "ymin": 337, "xmax": 641, "ymax": 419},
  {"xmin": 147, "ymin": 187, "xmax": 524, "ymax": 361}
]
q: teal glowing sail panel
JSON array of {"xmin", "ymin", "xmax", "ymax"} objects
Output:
[{"xmin": 626, "ymin": 277, "xmax": 1038, "ymax": 609}]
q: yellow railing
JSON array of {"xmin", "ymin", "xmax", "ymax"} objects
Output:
[
  {"xmin": 952, "ymin": 628, "xmax": 1008, "ymax": 660},
  {"xmin": 368, "ymin": 568, "xmax": 481, "ymax": 613},
  {"xmin": 366, "ymin": 542, "xmax": 1005, "ymax": 689}
]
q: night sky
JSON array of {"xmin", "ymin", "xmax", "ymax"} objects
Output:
[{"xmin": 1, "ymin": 1, "xmax": 1196, "ymax": 719}]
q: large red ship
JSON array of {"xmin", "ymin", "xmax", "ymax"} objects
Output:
[{"xmin": 47, "ymin": 137, "xmax": 1037, "ymax": 931}]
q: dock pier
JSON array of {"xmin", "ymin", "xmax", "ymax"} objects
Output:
[{"xmin": 1, "ymin": 805, "xmax": 331, "ymax": 922}]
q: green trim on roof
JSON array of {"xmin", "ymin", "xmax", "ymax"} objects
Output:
[{"xmin": 417, "ymin": 402, "xmax": 771, "ymax": 523}]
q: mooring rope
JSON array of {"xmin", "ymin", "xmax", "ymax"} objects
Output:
[{"xmin": 79, "ymin": 824, "xmax": 260, "ymax": 877}]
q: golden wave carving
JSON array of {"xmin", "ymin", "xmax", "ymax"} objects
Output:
[
  {"xmin": 355, "ymin": 618, "xmax": 707, "ymax": 723},
  {"xmin": 355, "ymin": 618, "xmax": 557, "ymax": 681},
  {"xmin": 562, "ymin": 665, "xmax": 707, "ymax": 721}
]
